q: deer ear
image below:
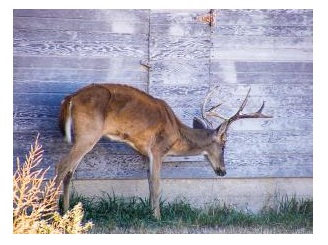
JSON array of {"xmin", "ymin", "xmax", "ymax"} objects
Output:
[
  {"xmin": 214, "ymin": 124, "xmax": 228, "ymax": 142},
  {"xmin": 193, "ymin": 117, "xmax": 207, "ymax": 129},
  {"xmin": 215, "ymin": 122, "xmax": 228, "ymax": 136}
]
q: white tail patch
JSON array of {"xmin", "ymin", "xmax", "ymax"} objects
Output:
[{"xmin": 65, "ymin": 101, "xmax": 73, "ymax": 144}]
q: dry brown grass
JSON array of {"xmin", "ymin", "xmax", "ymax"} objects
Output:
[{"xmin": 13, "ymin": 135, "xmax": 92, "ymax": 234}]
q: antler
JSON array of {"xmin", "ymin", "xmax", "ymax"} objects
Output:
[
  {"xmin": 202, "ymin": 86, "xmax": 272, "ymax": 130},
  {"xmin": 201, "ymin": 86, "xmax": 227, "ymax": 128},
  {"xmin": 227, "ymin": 87, "xmax": 272, "ymax": 125}
]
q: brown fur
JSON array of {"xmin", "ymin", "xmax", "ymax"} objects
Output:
[{"xmin": 55, "ymin": 83, "xmax": 270, "ymax": 219}]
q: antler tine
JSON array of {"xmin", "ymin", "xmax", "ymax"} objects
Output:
[
  {"xmin": 257, "ymin": 100, "xmax": 265, "ymax": 113},
  {"xmin": 207, "ymin": 103, "xmax": 223, "ymax": 114},
  {"xmin": 201, "ymin": 86, "xmax": 218, "ymax": 119},
  {"xmin": 236, "ymin": 87, "xmax": 251, "ymax": 115},
  {"xmin": 229, "ymin": 87, "xmax": 272, "ymax": 122},
  {"xmin": 201, "ymin": 86, "xmax": 228, "ymax": 127},
  {"xmin": 253, "ymin": 101, "xmax": 273, "ymax": 118},
  {"xmin": 206, "ymin": 108, "xmax": 227, "ymax": 120},
  {"xmin": 256, "ymin": 101, "xmax": 272, "ymax": 116}
]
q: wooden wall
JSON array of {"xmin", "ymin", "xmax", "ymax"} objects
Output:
[{"xmin": 13, "ymin": 9, "xmax": 313, "ymax": 180}]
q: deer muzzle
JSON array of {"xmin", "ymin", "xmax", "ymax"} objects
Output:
[{"xmin": 215, "ymin": 168, "xmax": 226, "ymax": 177}]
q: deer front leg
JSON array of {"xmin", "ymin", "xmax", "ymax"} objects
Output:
[{"xmin": 147, "ymin": 150, "xmax": 162, "ymax": 219}]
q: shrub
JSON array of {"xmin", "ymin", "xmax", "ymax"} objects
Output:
[{"xmin": 13, "ymin": 135, "xmax": 93, "ymax": 234}]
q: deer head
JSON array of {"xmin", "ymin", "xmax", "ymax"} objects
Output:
[{"xmin": 193, "ymin": 87, "xmax": 272, "ymax": 176}]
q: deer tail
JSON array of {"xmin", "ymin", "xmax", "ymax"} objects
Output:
[{"xmin": 58, "ymin": 96, "xmax": 73, "ymax": 144}]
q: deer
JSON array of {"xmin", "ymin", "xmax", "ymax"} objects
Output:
[{"xmin": 55, "ymin": 83, "xmax": 271, "ymax": 219}]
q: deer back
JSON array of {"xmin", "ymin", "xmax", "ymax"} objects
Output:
[{"xmin": 60, "ymin": 84, "xmax": 181, "ymax": 155}]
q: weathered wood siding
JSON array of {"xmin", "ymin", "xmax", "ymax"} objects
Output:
[{"xmin": 13, "ymin": 9, "xmax": 313, "ymax": 180}]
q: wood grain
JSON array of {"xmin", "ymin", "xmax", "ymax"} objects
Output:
[
  {"xmin": 14, "ymin": 38, "xmax": 148, "ymax": 58},
  {"xmin": 216, "ymin": 9, "xmax": 313, "ymax": 26},
  {"xmin": 14, "ymin": 9, "xmax": 149, "ymax": 35},
  {"xmin": 13, "ymin": 9, "xmax": 313, "ymax": 180},
  {"xmin": 14, "ymin": 9, "xmax": 149, "ymax": 23}
]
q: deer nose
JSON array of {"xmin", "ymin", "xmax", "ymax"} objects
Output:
[{"xmin": 215, "ymin": 168, "xmax": 226, "ymax": 177}]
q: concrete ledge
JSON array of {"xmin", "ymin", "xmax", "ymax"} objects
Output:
[{"xmin": 71, "ymin": 177, "xmax": 312, "ymax": 213}]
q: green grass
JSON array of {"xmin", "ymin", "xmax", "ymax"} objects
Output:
[{"xmin": 65, "ymin": 192, "xmax": 313, "ymax": 233}]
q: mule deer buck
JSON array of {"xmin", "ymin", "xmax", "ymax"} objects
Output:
[{"xmin": 55, "ymin": 83, "xmax": 271, "ymax": 219}]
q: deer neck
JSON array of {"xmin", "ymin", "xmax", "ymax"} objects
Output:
[{"xmin": 170, "ymin": 123, "xmax": 214, "ymax": 155}]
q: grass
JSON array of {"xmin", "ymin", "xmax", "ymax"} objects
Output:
[{"xmin": 66, "ymin": 192, "xmax": 313, "ymax": 234}]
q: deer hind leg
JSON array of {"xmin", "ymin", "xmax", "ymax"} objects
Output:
[
  {"xmin": 55, "ymin": 133, "xmax": 102, "ymax": 213},
  {"xmin": 147, "ymin": 149, "xmax": 163, "ymax": 219}
]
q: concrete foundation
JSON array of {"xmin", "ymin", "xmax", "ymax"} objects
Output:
[{"xmin": 71, "ymin": 177, "xmax": 312, "ymax": 213}]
